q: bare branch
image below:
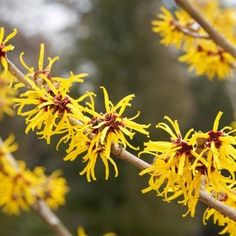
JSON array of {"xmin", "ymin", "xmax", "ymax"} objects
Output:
[
  {"xmin": 32, "ymin": 200, "xmax": 72, "ymax": 236},
  {"xmin": 112, "ymin": 144, "xmax": 150, "ymax": 169},
  {"xmin": 174, "ymin": 0, "xmax": 236, "ymax": 57}
]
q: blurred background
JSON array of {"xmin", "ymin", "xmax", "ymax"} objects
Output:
[{"xmin": 0, "ymin": 0, "xmax": 235, "ymax": 235}]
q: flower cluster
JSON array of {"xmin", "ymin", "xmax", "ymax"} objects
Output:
[
  {"xmin": 141, "ymin": 112, "xmax": 236, "ymax": 221},
  {"xmin": 14, "ymin": 44, "xmax": 150, "ymax": 182},
  {"xmin": 152, "ymin": 1, "xmax": 236, "ymax": 79},
  {"xmin": 0, "ymin": 135, "xmax": 68, "ymax": 215}
]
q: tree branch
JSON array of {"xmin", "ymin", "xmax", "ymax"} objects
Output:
[
  {"xmin": 31, "ymin": 199, "xmax": 72, "ymax": 236},
  {"xmin": 0, "ymin": 138, "xmax": 72, "ymax": 236},
  {"xmin": 8, "ymin": 59, "xmax": 236, "ymax": 221},
  {"xmin": 174, "ymin": 0, "xmax": 236, "ymax": 58}
]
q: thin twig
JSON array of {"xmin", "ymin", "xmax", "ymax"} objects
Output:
[
  {"xmin": 174, "ymin": 0, "xmax": 236, "ymax": 58},
  {"xmin": 180, "ymin": 27, "xmax": 209, "ymax": 39},
  {"xmin": 8, "ymin": 58, "xmax": 236, "ymax": 221},
  {"xmin": 8, "ymin": 60, "xmax": 32, "ymax": 88},
  {"xmin": 31, "ymin": 200, "xmax": 72, "ymax": 236},
  {"xmin": 111, "ymin": 144, "xmax": 150, "ymax": 169},
  {"xmin": 0, "ymin": 138, "xmax": 72, "ymax": 236},
  {"xmin": 174, "ymin": 21, "xmax": 209, "ymax": 39}
]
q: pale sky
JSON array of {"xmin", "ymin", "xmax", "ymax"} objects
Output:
[{"xmin": 0, "ymin": 0, "xmax": 92, "ymax": 50}]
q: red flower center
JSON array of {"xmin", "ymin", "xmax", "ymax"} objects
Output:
[
  {"xmin": 0, "ymin": 44, "xmax": 6, "ymax": 58},
  {"xmin": 104, "ymin": 113, "xmax": 124, "ymax": 131},
  {"xmin": 90, "ymin": 113, "xmax": 124, "ymax": 134},
  {"xmin": 205, "ymin": 130, "xmax": 223, "ymax": 148},
  {"xmin": 174, "ymin": 137, "xmax": 193, "ymax": 156},
  {"xmin": 53, "ymin": 94, "xmax": 71, "ymax": 113},
  {"xmin": 196, "ymin": 164, "xmax": 215, "ymax": 175},
  {"xmin": 39, "ymin": 94, "xmax": 71, "ymax": 113}
]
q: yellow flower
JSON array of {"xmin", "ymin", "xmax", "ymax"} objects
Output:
[
  {"xmin": 14, "ymin": 71, "xmax": 91, "ymax": 144},
  {"xmin": 64, "ymin": 87, "xmax": 150, "ymax": 182},
  {"xmin": 19, "ymin": 43, "xmax": 87, "ymax": 88},
  {"xmin": 20, "ymin": 43, "xmax": 58, "ymax": 85},
  {"xmin": 0, "ymin": 160, "xmax": 39, "ymax": 215},
  {"xmin": 0, "ymin": 136, "xmax": 37, "ymax": 214},
  {"xmin": 0, "ymin": 136, "xmax": 69, "ymax": 214},
  {"xmin": 152, "ymin": 2, "xmax": 236, "ymax": 80},
  {"xmin": 152, "ymin": 7, "xmax": 205, "ymax": 49},
  {"xmin": 15, "ymin": 44, "xmax": 92, "ymax": 143},
  {"xmin": 140, "ymin": 116, "xmax": 201, "ymax": 216},
  {"xmin": 0, "ymin": 161, "xmax": 68, "ymax": 215},
  {"xmin": 0, "ymin": 27, "xmax": 17, "ymax": 74},
  {"xmin": 178, "ymin": 41, "xmax": 236, "ymax": 79},
  {"xmin": 141, "ymin": 112, "xmax": 236, "ymax": 217},
  {"xmin": 33, "ymin": 167, "xmax": 69, "ymax": 209}
]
